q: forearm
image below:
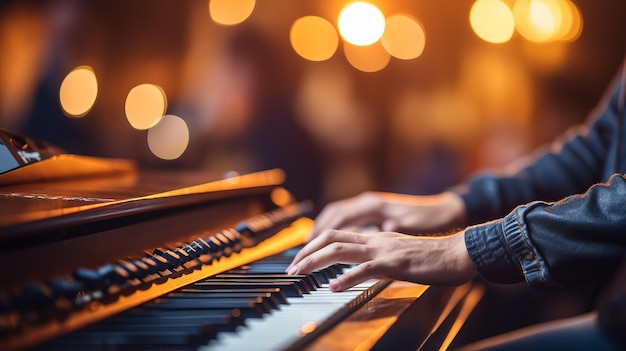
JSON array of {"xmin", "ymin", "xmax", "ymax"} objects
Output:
[{"xmin": 465, "ymin": 174, "xmax": 626, "ymax": 290}]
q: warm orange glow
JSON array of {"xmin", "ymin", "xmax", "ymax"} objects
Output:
[
  {"xmin": 470, "ymin": 0, "xmax": 515, "ymax": 44},
  {"xmin": 125, "ymin": 84, "xmax": 167, "ymax": 130},
  {"xmin": 514, "ymin": 0, "xmax": 557, "ymax": 42},
  {"xmin": 290, "ymin": 16, "xmax": 339, "ymax": 62},
  {"xmin": 59, "ymin": 66, "xmax": 98, "ymax": 117},
  {"xmin": 147, "ymin": 114, "xmax": 189, "ymax": 160},
  {"xmin": 564, "ymin": 1, "xmax": 582, "ymax": 41},
  {"xmin": 553, "ymin": 0, "xmax": 582, "ymax": 42},
  {"xmin": 337, "ymin": 2, "xmax": 385, "ymax": 46},
  {"xmin": 209, "ymin": 0, "xmax": 255, "ymax": 26},
  {"xmin": 270, "ymin": 187, "xmax": 295, "ymax": 206},
  {"xmin": 344, "ymin": 40, "xmax": 390, "ymax": 73},
  {"xmin": 298, "ymin": 321, "xmax": 317, "ymax": 336},
  {"xmin": 381, "ymin": 14, "xmax": 426, "ymax": 60},
  {"xmin": 513, "ymin": 0, "xmax": 581, "ymax": 43}
]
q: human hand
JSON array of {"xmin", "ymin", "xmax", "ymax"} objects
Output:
[
  {"xmin": 286, "ymin": 229, "xmax": 477, "ymax": 292},
  {"xmin": 310, "ymin": 191, "xmax": 466, "ymax": 241}
]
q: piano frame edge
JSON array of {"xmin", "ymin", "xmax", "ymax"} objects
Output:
[{"xmin": 304, "ymin": 280, "xmax": 485, "ymax": 351}]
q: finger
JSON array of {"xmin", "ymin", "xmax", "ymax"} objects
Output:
[
  {"xmin": 328, "ymin": 260, "xmax": 383, "ymax": 292},
  {"xmin": 288, "ymin": 241, "xmax": 370, "ymax": 276},
  {"xmin": 311, "ymin": 195, "xmax": 383, "ymax": 239},
  {"xmin": 287, "ymin": 229, "xmax": 369, "ymax": 270}
]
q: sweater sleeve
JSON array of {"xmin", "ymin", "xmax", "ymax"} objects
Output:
[
  {"xmin": 465, "ymin": 174, "xmax": 626, "ymax": 290},
  {"xmin": 454, "ymin": 67, "xmax": 625, "ymax": 226}
]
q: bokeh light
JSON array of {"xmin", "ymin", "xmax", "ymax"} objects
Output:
[
  {"xmin": 337, "ymin": 2, "xmax": 386, "ymax": 46},
  {"xmin": 209, "ymin": 0, "xmax": 255, "ymax": 26},
  {"xmin": 470, "ymin": 0, "xmax": 515, "ymax": 44},
  {"xmin": 513, "ymin": 0, "xmax": 555, "ymax": 42},
  {"xmin": 513, "ymin": 0, "xmax": 582, "ymax": 43},
  {"xmin": 381, "ymin": 14, "xmax": 426, "ymax": 60},
  {"xmin": 290, "ymin": 16, "xmax": 339, "ymax": 61},
  {"xmin": 558, "ymin": 0, "xmax": 582, "ymax": 42},
  {"xmin": 147, "ymin": 114, "xmax": 189, "ymax": 160},
  {"xmin": 125, "ymin": 83, "xmax": 167, "ymax": 130},
  {"xmin": 59, "ymin": 66, "xmax": 98, "ymax": 117},
  {"xmin": 343, "ymin": 41, "xmax": 390, "ymax": 73},
  {"xmin": 270, "ymin": 187, "xmax": 295, "ymax": 206}
]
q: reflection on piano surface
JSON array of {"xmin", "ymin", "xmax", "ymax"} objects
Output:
[{"xmin": 0, "ymin": 150, "xmax": 483, "ymax": 351}]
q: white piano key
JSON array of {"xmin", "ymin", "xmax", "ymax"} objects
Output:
[{"xmin": 199, "ymin": 270, "xmax": 379, "ymax": 351}]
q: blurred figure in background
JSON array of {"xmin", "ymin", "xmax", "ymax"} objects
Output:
[{"xmin": 176, "ymin": 21, "xmax": 326, "ymax": 205}]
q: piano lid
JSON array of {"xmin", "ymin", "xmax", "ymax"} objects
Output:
[
  {"xmin": 0, "ymin": 166, "xmax": 286, "ymax": 245},
  {"xmin": 0, "ymin": 130, "xmax": 288, "ymax": 250}
]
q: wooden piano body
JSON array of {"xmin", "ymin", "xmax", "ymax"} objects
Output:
[{"xmin": 0, "ymin": 152, "xmax": 483, "ymax": 351}]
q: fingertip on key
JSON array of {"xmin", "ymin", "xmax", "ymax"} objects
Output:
[
  {"xmin": 286, "ymin": 266, "xmax": 297, "ymax": 275},
  {"xmin": 329, "ymin": 280, "xmax": 340, "ymax": 292}
]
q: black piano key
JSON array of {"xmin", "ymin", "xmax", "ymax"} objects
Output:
[
  {"xmin": 82, "ymin": 322, "xmax": 216, "ymax": 338},
  {"xmin": 180, "ymin": 244, "xmax": 198, "ymax": 259},
  {"xmin": 321, "ymin": 265, "xmax": 343, "ymax": 278},
  {"xmin": 236, "ymin": 260, "xmax": 339, "ymax": 284},
  {"xmin": 135, "ymin": 256, "xmax": 159, "ymax": 275},
  {"xmin": 20, "ymin": 282, "xmax": 54, "ymax": 310},
  {"xmin": 73, "ymin": 267, "xmax": 108, "ymax": 290},
  {"xmin": 105, "ymin": 309, "xmax": 245, "ymax": 332},
  {"xmin": 206, "ymin": 276, "xmax": 313, "ymax": 294},
  {"xmin": 140, "ymin": 298, "xmax": 270, "ymax": 318},
  {"xmin": 82, "ymin": 313, "xmax": 221, "ymax": 334},
  {"xmin": 51, "ymin": 329, "xmax": 211, "ymax": 348},
  {"xmin": 204, "ymin": 236, "xmax": 225, "ymax": 258},
  {"xmin": 146, "ymin": 254, "xmax": 169, "ymax": 272},
  {"xmin": 215, "ymin": 273, "xmax": 320, "ymax": 292},
  {"xmin": 174, "ymin": 247, "xmax": 191, "ymax": 262},
  {"xmin": 46, "ymin": 278, "xmax": 84, "ymax": 300},
  {"xmin": 221, "ymin": 228, "xmax": 242, "ymax": 246},
  {"xmin": 189, "ymin": 241, "xmax": 206, "ymax": 256},
  {"xmin": 192, "ymin": 238, "xmax": 211, "ymax": 254},
  {"xmin": 97, "ymin": 264, "xmax": 129, "ymax": 285},
  {"xmin": 159, "ymin": 249, "xmax": 182, "ymax": 266},
  {"xmin": 191, "ymin": 281, "xmax": 304, "ymax": 297},
  {"xmin": 116, "ymin": 260, "xmax": 142, "ymax": 280},
  {"xmin": 214, "ymin": 231, "xmax": 232, "ymax": 246},
  {"xmin": 118, "ymin": 308, "xmax": 243, "ymax": 320},
  {"xmin": 109, "ymin": 310, "xmax": 246, "ymax": 332},
  {"xmin": 166, "ymin": 291, "xmax": 281, "ymax": 310},
  {"xmin": 234, "ymin": 220, "xmax": 250, "ymax": 235},
  {"xmin": 176, "ymin": 288, "xmax": 289, "ymax": 305},
  {"xmin": 211, "ymin": 233, "xmax": 234, "ymax": 257}
]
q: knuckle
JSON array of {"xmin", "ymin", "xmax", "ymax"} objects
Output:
[
  {"xmin": 325, "ymin": 229, "xmax": 338, "ymax": 240},
  {"xmin": 361, "ymin": 261, "xmax": 375, "ymax": 272},
  {"xmin": 320, "ymin": 228, "xmax": 335, "ymax": 241},
  {"xmin": 329, "ymin": 242, "xmax": 345, "ymax": 253}
]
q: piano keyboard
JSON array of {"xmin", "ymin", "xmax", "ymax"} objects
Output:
[
  {"xmin": 1, "ymin": 192, "xmax": 483, "ymax": 350},
  {"xmin": 2, "ymin": 201, "xmax": 398, "ymax": 351},
  {"xmin": 41, "ymin": 249, "xmax": 388, "ymax": 351}
]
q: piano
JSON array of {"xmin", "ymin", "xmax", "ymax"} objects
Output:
[{"xmin": 0, "ymin": 129, "xmax": 484, "ymax": 351}]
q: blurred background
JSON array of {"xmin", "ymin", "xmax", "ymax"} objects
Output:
[
  {"xmin": 1, "ymin": 0, "xmax": 624, "ymax": 208},
  {"xmin": 1, "ymin": 0, "xmax": 625, "ymax": 346}
]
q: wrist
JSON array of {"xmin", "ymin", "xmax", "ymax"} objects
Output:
[
  {"xmin": 451, "ymin": 230, "xmax": 478, "ymax": 283},
  {"xmin": 443, "ymin": 191, "xmax": 467, "ymax": 228},
  {"xmin": 431, "ymin": 192, "xmax": 467, "ymax": 232}
]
